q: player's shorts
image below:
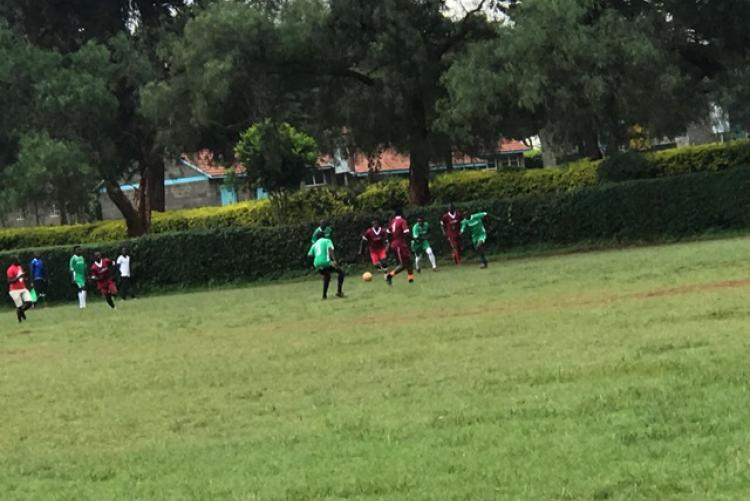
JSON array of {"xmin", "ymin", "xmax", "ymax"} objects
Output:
[
  {"xmin": 472, "ymin": 234, "xmax": 487, "ymax": 248},
  {"xmin": 9, "ymin": 289, "xmax": 31, "ymax": 308},
  {"xmin": 391, "ymin": 243, "xmax": 412, "ymax": 266},
  {"xmin": 411, "ymin": 240, "xmax": 431, "ymax": 254},
  {"xmin": 72, "ymin": 274, "xmax": 86, "ymax": 289},
  {"xmin": 369, "ymin": 247, "xmax": 387, "ymax": 265},
  {"xmin": 96, "ymin": 280, "xmax": 118, "ymax": 296}
]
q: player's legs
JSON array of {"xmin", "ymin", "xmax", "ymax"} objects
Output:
[
  {"xmin": 120, "ymin": 277, "xmax": 130, "ymax": 300},
  {"xmin": 449, "ymin": 236, "xmax": 461, "ymax": 265},
  {"xmin": 371, "ymin": 249, "xmax": 388, "ymax": 272},
  {"xmin": 104, "ymin": 294, "xmax": 116, "ymax": 309},
  {"xmin": 332, "ymin": 264, "xmax": 345, "ymax": 297},
  {"xmin": 10, "ymin": 290, "xmax": 32, "ymax": 322},
  {"xmin": 476, "ymin": 240, "xmax": 488, "ymax": 268},
  {"xmin": 319, "ymin": 268, "xmax": 332, "ymax": 299},
  {"xmin": 34, "ymin": 279, "xmax": 47, "ymax": 306},
  {"xmin": 426, "ymin": 246, "xmax": 437, "ymax": 270},
  {"xmin": 76, "ymin": 284, "xmax": 87, "ymax": 309}
]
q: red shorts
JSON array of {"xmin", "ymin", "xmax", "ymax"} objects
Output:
[
  {"xmin": 391, "ymin": 243, "xmax": 412, "ymax": 266},
  {"xmin": 97, "ymin": 280, "xmax": 118, "ymax": 296},
  {"xmin": 369, "ymin": 247, "xmax": 387, "ymax": 265}
]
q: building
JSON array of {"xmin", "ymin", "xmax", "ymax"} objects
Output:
[{"xmin": 98, "ymin": 150, "xmax": 251, "ymax": 220}]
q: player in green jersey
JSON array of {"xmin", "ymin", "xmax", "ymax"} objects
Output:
[
  {"xmin": 411, "ymin": 216, "xmax": 437, "ymax": 272},
  {"xmin": 310, "ymin": 220, "xmax": 333, "ymax": 244},
  {"xmin": 307, "ymin": 236, "xmax": 345, "ymax": 300},
  {"xmin": 69, "ymin": 246, "xmax": 87, "ymax": 308},
  {"xmin": 461, "ymin": 211, "xmax": 489, "ymax": 268}
]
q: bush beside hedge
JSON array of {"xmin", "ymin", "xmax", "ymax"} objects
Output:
[
  {"xmin": 5, "ymin": 165, "xmax": 750, "ymax": 303},
  {"xmin": 1, "ymin": 140, "xmax": 749, "ymax": 252}
]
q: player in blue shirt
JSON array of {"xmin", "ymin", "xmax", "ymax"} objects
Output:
[{"xmin": 29, "ymin": 253, "xmax": 48, "ymax": 306}]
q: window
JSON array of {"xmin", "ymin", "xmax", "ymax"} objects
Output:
[{"xmin": 304, "ymin": 170, "xmax": 329, "ymax": 187}]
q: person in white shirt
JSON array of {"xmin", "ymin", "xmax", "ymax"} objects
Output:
[{"xmin": 116, "ymin": 247, "xmax": 135, "ymax": 300}]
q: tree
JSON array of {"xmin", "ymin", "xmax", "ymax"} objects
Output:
[
  {"xmin": 0, "ymin": 0, "xmax": 202, "ymax": 235},
  {"xmin": 235, "ymin": 120, "xmax": 318, "ymax": 196},
  {"xmin": 4, "ymin": 133, "xmax": 96, "ymax": 224},
  {"xmin": 320, "ymin": 0, "xmax": 495, "ymax": 205},
  {"xmin": 442, "ymin": 0, "xmax": 705, "ymax": 160}
]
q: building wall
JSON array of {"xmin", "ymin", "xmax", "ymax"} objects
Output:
[{"xmin": 0, "ymin": 204, "xmax": 86, "ymax": 228}]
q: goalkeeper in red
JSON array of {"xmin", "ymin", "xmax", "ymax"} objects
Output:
[
  {"xmin": 385, "ymin": 209, "xmax": 414, "ymax": 285},
  {"xmin": 308, "ymin": 235, "xmax": 345, "ymax": 300},
  {"xmin": 90, "ymin": 251, "xmax": 118, "ymax": 309}
]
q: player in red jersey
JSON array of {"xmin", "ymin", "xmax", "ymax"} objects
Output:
[
  {"xmin": 6, "ymin": 256, "xmax": 32, "ymax": 323},
  {"xmin": 359, "ymin": 219, "xmax": 389, "ymax": 271},
  {"xmin": 440, "ymin": 203, "xmax": 463, "ymax": 265},
  {"xmin": 384, "ymin": 209, "xmax": 414, "ymax": 285},
  {"xmin": 89, "ymin": 251, "xmax": 117, "ymax": 309}
]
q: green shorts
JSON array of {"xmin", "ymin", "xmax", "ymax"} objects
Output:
[
  {"xmin": 72, "ymin": 273, "xmax": 86, "ymax": 288},
  {"xmin": 472, "ymin": 234, "xmax": 487, "ymax": 249},
  {"xmin": 411, "ymin": 240, "xmax": 431, "ymax": 254}
]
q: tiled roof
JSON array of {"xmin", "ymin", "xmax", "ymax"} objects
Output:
[
  {"xmin": 351, "ymin": 139, "xmax": 530, "ymax": 174},
  {"xmin": 181, "ymin": 150, "xmax": 245, "ymax": 178},
  {"xmin": 182, "ymin": 149, "xmax": 334, "ymax": 178},
  {"xmin": 182, "ymin": 139, "xmax": 529, "ymax": 177}
]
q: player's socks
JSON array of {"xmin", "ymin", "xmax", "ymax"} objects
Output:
[
  {"xmin": 415, "ymin": 256, "xmax": 421, "ymax": 272},
  {"xmin": 336, "ymin": 271, "xmax": 345, "ymax": 295},
  {"xmin": 407, "ymin": 273, "xmax": 414, "ymax": 283},
  {"xmin": 105, "ymin": 295, "xmax": 116, "ymax": 309},
  {"xmin": 16, "ymin": 308, "xmax": 24, "ymax": 322},
  {"xmin": 479, "ymin": 254, "xmax": 488, "ymax": 268},
  {"xmin": 426, "ymin": 249, "xmax": 437, "ymax": 269}
]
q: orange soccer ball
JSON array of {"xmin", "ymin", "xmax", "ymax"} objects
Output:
[{"xmin": 362, "ymin": 272, "xmax": 373, "ymax": 282}]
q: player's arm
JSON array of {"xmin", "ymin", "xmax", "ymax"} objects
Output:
[
  {"xmin": 359, "ymin": 235, "xmax": 368, "ymax": 255},
  {"xmin": 328, "ymin": 247, "xmax": 337, "ymax": 266},
  {"xmin": 440, "ymin": 217, "xmax": 447, "ymax": 235},
  {"xmin": 7, "ymin": 271, "xmax": 22, "ymax": 284}
]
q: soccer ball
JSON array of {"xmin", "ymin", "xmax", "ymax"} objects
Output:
[{"xmin": 362, "ymin": 272, "xmax": 373, "ymax": 282}]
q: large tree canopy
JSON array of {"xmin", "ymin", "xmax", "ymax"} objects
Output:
[{"xmin": 442, "ymin": 0, "xmax": 706, "ymax": 160}]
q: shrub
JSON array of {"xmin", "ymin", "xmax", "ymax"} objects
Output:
[
  {"xmin": 356, "ymin": 178, "xmax": 410, "ymax": 212},
  {"xmin": 599, "ymin": 151, "xmax": 657, "ymax": 182},
  {"xmin": 648, "ymin": 140, "xmax": 750, "ymax": 176},
  {"xmin": 2, "ymin": 141, "xmax": 750, "ymax": 252},
  {"xmin": 6, "ymin": 165, "xmax": 750, "ymax": 303}
]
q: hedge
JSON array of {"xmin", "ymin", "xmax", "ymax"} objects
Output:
[
  {"xmin": 1, "ymin": 140, "xmax": 749, "ymax": 252},
  {"xmin": 5, "ymin": 165, "xmax": 750, "ymax": 304}
]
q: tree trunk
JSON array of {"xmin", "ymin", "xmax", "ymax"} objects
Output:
[
  {"xmin": 58, "ymin": 199, "xmax": 68, "ymax": 225},
  {"xmin": 444, "ymin": 143, "xmax": 454, "ymax": 173},
  {"xmin": 580, "ymin": 128, "xmax": 603, "ymax": 160},
  {"xmin": 148, "ymin": 156, "xmax": 165, "ymax": 212},
  {"xmin": 409, "ymin": 133, "xmax": 431, "ymax": 206},
  {"xmin": 106, "ymin": 181, "xmax": 146, "ymax": 237},
  {"xmin": 408, "ymin": 99, "xmax": 431, "ymax": 206}
]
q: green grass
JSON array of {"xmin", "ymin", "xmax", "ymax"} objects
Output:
[{"xmin": 3, "ymin": 237, "xmax": 750, "ymax": 500}]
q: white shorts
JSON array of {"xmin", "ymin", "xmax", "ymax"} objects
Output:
[{"xmin": 9, "ymin": 289, "xmax": 31, "ymax": 308}]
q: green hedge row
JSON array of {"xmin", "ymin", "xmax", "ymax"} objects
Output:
[
  {"xmin": 5, "ymin": 165, "xmax": 750, "ymax": 304},
  {"xmin": 1, "ymin": 140, "xmax": 749, "ymax": 252}
]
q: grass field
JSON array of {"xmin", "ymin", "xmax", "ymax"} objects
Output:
[{"xmin": 2, "ymin": 237, "xmax": 750, "ymax": 500}]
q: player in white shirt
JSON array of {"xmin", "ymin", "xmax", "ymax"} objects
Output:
[{"xmin": 116, "ymin": 247, "xmax": 135, "ymax": 300}]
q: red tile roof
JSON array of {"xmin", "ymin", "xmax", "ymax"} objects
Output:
[
  {"xmin": 182, "ymin": 150, "xmax": 245, "ymax": 178},
  {"xmin": 352, "ymin": 139, "xmax": 530, "ymax": 174},
  {"xmin": 183, "ymin": 140, "xmax": 529, "ymax": 177}
]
